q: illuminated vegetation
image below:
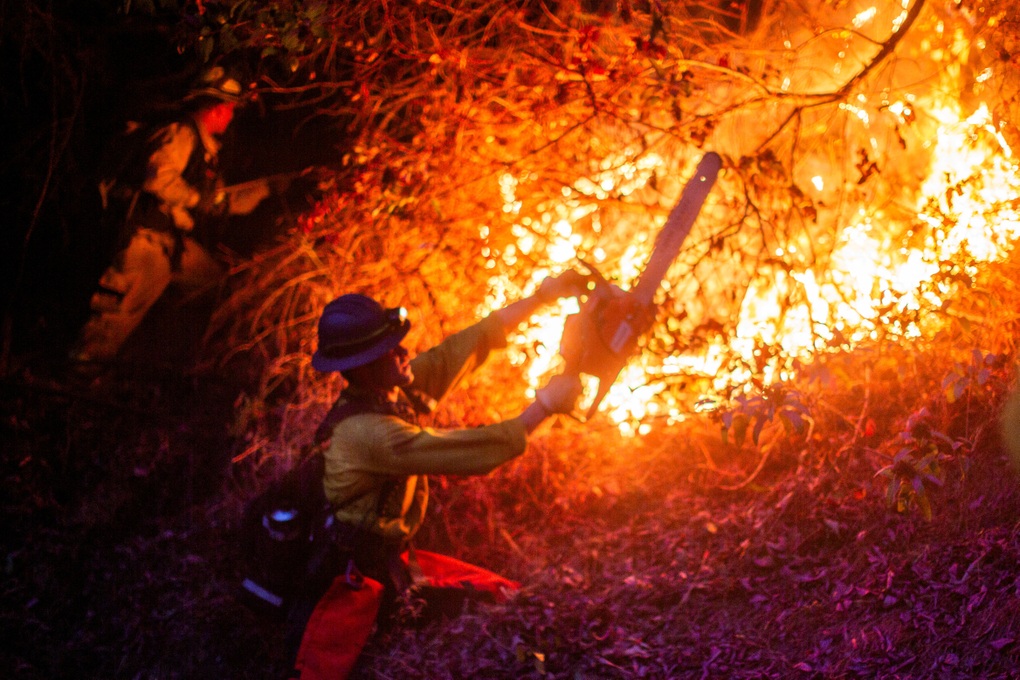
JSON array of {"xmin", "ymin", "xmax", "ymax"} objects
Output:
[
  {"xmin": 194, "ymin": 0, "xmax": 1020, "ymax": 475},
  {"xmin": 3, "ymin": 0, "xmax": 1020, "ymax": 677}
]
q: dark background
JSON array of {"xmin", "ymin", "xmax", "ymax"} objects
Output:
[
  {"xmin": 0, "ymin": 8, "xmax": 350, "ymax": 676},
  {"xmin": 1, "ymin": 2, "xmax": 346, "ymax": 373}
]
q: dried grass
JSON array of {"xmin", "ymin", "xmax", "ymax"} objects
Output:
[{"xmin": 6, "ymin": 1, "xmax": 1020, "ymax": 678}]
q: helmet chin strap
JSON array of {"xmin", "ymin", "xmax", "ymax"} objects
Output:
[{"xmin": 342, "ymin": 361, "xmax": 404, "ymax": 396}]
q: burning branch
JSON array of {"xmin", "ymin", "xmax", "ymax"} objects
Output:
[
  {"xmin": 838, "ymin": 0, "xmax": 927, "ymax": 96},
  {"xmin": 177, "ymin": 1, "xmax": 1020, "ymax": 463}
]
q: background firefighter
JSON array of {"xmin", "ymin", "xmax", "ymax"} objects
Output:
[
  {"xmin": 69, "ymin": 66, "xmax": 283, "ymax": 369},
  {"xmin": 287, "ymin": 273, "xmax": 586, "ymax": 677}
]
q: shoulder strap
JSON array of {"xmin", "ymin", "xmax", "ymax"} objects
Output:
[
  {"xmin": 179, "ymin": 117, "xmax": 216, "ymax": 190},
  {"xmin": 313, "ymin": 389, "xmax": 423, "ymax": 446},
  {"xmin": 313, "ymin": 399, "xmax": 372, "ymax": 445}
]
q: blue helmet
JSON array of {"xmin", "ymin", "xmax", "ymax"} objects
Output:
[{"xmin": 311, "ymin": 294, "xmax": 410, "ymax": 373}]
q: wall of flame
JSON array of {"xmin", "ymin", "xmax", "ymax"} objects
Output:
[{"xmin": 472, "ymin": 1, "xmax": 1020, "ymax": 435}]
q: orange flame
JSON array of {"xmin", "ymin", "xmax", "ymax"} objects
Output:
[{"xmin": 481, "ymin": 109, "xmax": 1018, "ymax": 435}]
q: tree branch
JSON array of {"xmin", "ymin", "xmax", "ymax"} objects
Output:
[{"xmin": 838, "ymin": 0, "xmax": 928, "ymax": 96}]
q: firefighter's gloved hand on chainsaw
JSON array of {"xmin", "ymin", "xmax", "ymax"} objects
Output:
[
  {"xmin": 536, "ymin": 269, "xmax": 591, "ymax": 303},
  {"xmin": 535, "ymin": 374, "xmax": 583, "ymax": 415},
  {"xmin": 195, "ymin": 186, "xmax": 229, "ymax": 217},
  {"xmin": 494, "ymin": 268, "xmax": 590, "ymax": 332}
]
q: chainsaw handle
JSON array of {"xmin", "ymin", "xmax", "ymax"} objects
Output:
[
  {"xmin": 575, "ymin": 259, "xmax": 610, "ymax": 289},
  {"xmin": 559, "ymin": 286, "xmax": 607, "ymax": 379},
  {"xmin": 559, "ymin": 281, "xmax": 651, "ymax": 422},
  {"xmin": 537, "ymin": 268, "xmax": 595, "ymax": 303}
]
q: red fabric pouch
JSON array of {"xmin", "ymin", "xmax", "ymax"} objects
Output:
[
  {"xmin": 293, "ymin": 574, "xmax": 384, "ymax": 680},
  {"xmin": 404, "ymin": 549, "xmax": 520, "ymax": 602},
  {"xmin": 295, "ymin": 551, "xmax": 519, "ymax": 679}
]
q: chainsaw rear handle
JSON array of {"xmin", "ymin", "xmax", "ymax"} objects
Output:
[{"xmin": 560, "ymin": 277, "xmax": 655, "ymax": 421}]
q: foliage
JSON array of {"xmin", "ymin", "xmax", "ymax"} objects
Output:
[
  {"xmin": 943, "ymin": 349, "xmax": 1008, "ymax": 405},
  {"xmin": 876, "ymin": 406, "xmax": 955, "ymax": 521},
  {"xmin": 5, "ymin": 1, "xmax": 1020, "ymax": 676},
  {"xmin": 9, "ymin": 366, "xmax": 1020, "ymax": 678},
  {"xmin": 180, "ymin": 0, "xmax": 1020, "ymax": 509},
  {"xmin": 720, "ymin": 383, "xmax": 810, "ymax": 448}
]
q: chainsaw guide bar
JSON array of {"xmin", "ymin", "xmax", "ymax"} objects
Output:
[{"xmin": 560, "ymin": 151, "xmax": 722, "ymax": 420}]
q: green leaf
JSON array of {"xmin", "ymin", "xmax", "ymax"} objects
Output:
[
  {"xmin": 219, "ymin": 27, "xmax": 239, "ymax": 53},
  {"xmin": 282, "ymin": 31, "xmax": 301, "ymax": 53},
  {"xmin": 752, "ymin": 414, "xmax": 766, "ymax": 445},
  {"xmin": 305, "ymin": 1, "xmax": 326, "ymax": 20},
  {"xmin": 917, "ymin": 493, "xmax": 932, "ymax": 521},
  {"xmin": 198, "ymin": 36, "xmax": 214, "ymax": 62},
  {"xmin": 781, "ymin": 409, "xmax": 805, "ymax": 434},
  {"xmin": 886, "ymin": 478, "xmax": 900, "ymax": 508},
  {"xmin": 229, "ymin": 1, "xmax": 251, "ymax": 20}
]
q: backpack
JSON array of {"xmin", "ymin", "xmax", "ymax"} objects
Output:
[
  {"xmin": 238, "ymin": 390, "xmax": 435, "ymax": 618},
  {"xmin": 238, "ymin": 450, "xmax": 338, "ymax": 617},
  {"xmin": 96, "ymin": 117, "xmax": 200, "ymax": 221},
  {"xmin": 96, "ymin": 122, "xmax": 159, "ymax": 213},
  {"xmin": 238, "ymin": 396, "xmax": 391, "ymax": 617}
]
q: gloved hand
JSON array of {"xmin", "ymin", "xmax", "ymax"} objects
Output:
[
  {"xmin": 225, "ymin": 179, "xmax": 272, "ymax": 215},
  {"xmin": 537, "ymin": 269, "xmax": 591, "ymax": 303},
  {"xmin": 196, "ymin": 189, "xmax": 228, "ymax": 216},
  {"xmin": 535, "ymin": 374, "xmax": 583, "ymax": 415}
]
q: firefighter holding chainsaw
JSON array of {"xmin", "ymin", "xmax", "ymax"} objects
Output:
[
  {"xmin": 70, "ymin": 65, "xmax": 286, "ymax": 369},
  {"xmin": 287, "ymin": 274, "xmax": 585, "ymax": 677}
]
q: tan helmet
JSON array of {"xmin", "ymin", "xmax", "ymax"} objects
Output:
[{"xmin": 184, "ymin": 65, "xmax": 247, "ymax": 104}]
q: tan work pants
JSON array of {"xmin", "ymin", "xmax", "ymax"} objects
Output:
[{"xmin": 74, "ymin": 228, "xmax": 223, "ymax": 362}]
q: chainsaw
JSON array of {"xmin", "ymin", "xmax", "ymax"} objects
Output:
[{"xmin": 560, "ymin": 151, "xmax": 722, "ymax": 420}]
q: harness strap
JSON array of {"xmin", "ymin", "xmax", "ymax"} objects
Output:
[
  {"xmin": 313, "ymin": 387, "xmax": 433, "ymax": 591},
  {"xmin": 314, "ymin": 385, "xmax": 439, "ymax": 445}
]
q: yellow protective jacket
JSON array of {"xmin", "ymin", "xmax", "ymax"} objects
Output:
[
  {"xmin": 143, "ymin": 119, "xmax": 220, "ymax": 232},
  {"xmin": 321, "ymin": 314, "xmax": 528, "ymax": 544},
  {"xmin": 143, "ymin": 119, "xmax": 268, "ymax": 233}
]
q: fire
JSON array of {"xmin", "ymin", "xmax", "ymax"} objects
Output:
[
  {"xmin": 480, "ymin": 153, "xmax": 680, "ymax": 435},
  {"xmin": 477, "ymin": 95, "xmax": 1019, "ymax": 436},
  {"xmin": 472, "ymin": 9, "xmax": 1020, "ymax": 436},
  {"xmin": 921, "ymin": 105, "xmax": 1020, "ymax": 262}
]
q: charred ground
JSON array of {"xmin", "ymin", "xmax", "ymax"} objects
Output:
[
  {"xmin": 3, "ymin": 327, "xmax": 1020, "ymax": 679},
  {"xmin": 4, "ymin": 2, "xmax": 1020, "ymax": 678}
]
